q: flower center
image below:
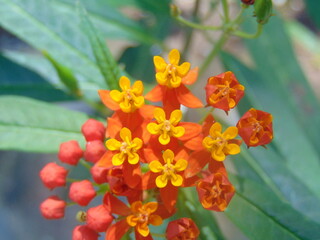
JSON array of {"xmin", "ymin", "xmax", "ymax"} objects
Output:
[
  {"xmin": 120, "ymin": 142, "xmax": 129, "ymax": 153},
  {"xmin": 137, "ymin": 210, "xmax": 149, "ymax": 223},
  {"xmin": 125, "ymin": 89, "xmax": 133, "ymax": 100},
  {"xmin": 162, "ymin": 120, "xmax": 172, "ymax": 132}
]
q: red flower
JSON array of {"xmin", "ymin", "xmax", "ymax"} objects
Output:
[
  {"xmin": 40, "ymin": 195, "xmax": 66, "ymax": 219},
  {"xmin": 205, "ymin": 71, "xmax": 244, "ymax": 112},
  {"xmin": 39, "ymin": 162, "xmax": 68, "ymax": 189},
  {"xmin": 58, "ymin": 140, "xmax": 83, "ymax": 165},
  {"xmin": 81, "ymin": 119, "xmax": 105, "ymax": 142},
  {"xmin": 69, "ymin": 180, "xmax": 96, "ymax": 206},
  {"xmin": 72, "ymin": 225, "xmax": 99, "ymax": 240},
  {"xmin": 196, "ymin": 169, "xmax": 235, "ymax": 211},
  {"xmin": 166, "ymin": 218, "xmax": 200, "ymax": 240},
  {"xmin": 237, "ymin": 108, "xmax": 273, "ymax": 147},
  {"xmin": 84, "ymin": 140, "xmax": 106, "ymax": 163},
  {"xmin": 86, "ymin": 205, "xmax": 113, "ymax": 232}
]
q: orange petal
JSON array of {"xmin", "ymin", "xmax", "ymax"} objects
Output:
[
  {"xmin": 106, "ymin": 219, "xmax": 130, "ymax": 240},
  {"xmin": 178, "ymin": 122, "xmax": 202, "ymax": 141},
  {"xmin": 97, "ymin": 151, "xmax": 113, "ymax": 168},
  {"xmin": 98, "ymin": 89, "xmax": 120, "ymax": 111},
  {"xmin": 185, "ymin": 150, "xmax": 210, "ymax": 178},
  {"xmin": 160, "ymin": 183, "xmax": 178, "ymax": 212},
  {"xmin": 106, "ymin": 117, "xmax": 122, "ymax": 139},
  {"xmin": 176, "ymin": 85, "xmax": 203, "ymax": 108},
  {"xmin": 145, "ymin": 85, "xmax": 163, "ymax": 102},
  {"xmin": 182, "ymin": 67, "xmax": 198, "ymax": 85},
  {"xmin": 103, "ymin": 193, "xmax": 131, "ymax": 216},
  {"xmin": 123, "ymin": 161, "xmax": 141, "ymax": 189}
]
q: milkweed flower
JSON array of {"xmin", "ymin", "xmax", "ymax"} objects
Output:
[
  {"xmin": 196, "ymin": 171, "xmax": 235, "ymax": 211},
  {"xmin": 202, "ymin": 122, "xmax": 241, "ymax": 161},
  {"xmin": 81, "ymin": 119, "xmax": 105, "ymax": 142},
  {"xmin": 58, "ymin": 140, "xmax": 83, "ymax": 165},
  {"xmin": 39, "ymin": 162, "xmax": 68, "ymax": 189},
  {"xmin": 205, "ymin": 71, "xmax": 245, "ymax": 112},
  {"xmin": 40, "ymin": 195, "xmax": 66, "ymax": 219},
  {"xmin": 72, "ymin": 225, "xmax": 99, "ymax": 240},
  {"xmin": 69, "ymin": 180, "xmax": 96, "ymax": 206},
  {"xmin": 237, "ymin": 108, "xmax": 273, "ymax": 147},
  {"xmin": 86, "ymin": 205, "xmax": 113, "ymax": 232},
  {"xmin": 166, "ymin": 218, "xmax": 200, "ymax": 240}
]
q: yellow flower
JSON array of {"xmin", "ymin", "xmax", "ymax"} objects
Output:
[
  {"xmin": 153, "ymin": 49, "xmax": 190, "ymax": 88},
  {"xmin": 147, "ymin": 108, "xmax": 185, "ymax": 145},
  {"xmin": 110, "ymin": 76, "xmax": 144, "ymax": 113},
  {"xmin": 149, "ymin": 149, "xmax": 188, "ymax": 188},
  {"xmin": 105, "ymin": 127, "xmax": 143, "ymax": 165},
  {"xmin": 202, "ymin": 122, "xmax": 240, "ymax": 161}
]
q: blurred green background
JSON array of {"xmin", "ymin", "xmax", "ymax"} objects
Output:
[{"xmin": 0, "ymin": 0, "xmax": 320, "ymax": 239}]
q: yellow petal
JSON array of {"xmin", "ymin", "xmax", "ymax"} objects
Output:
[
  {"xmin": 149, "ymin": 215, "xmax": 162, "ymax": 226},
  {"xmin": 128, "ymin": 152, "xmax": 139, "ymax": 165},
  {"xmin": 159, "ymin": 133, "xmax": 170, "ymax": 145},
  {"xmin": 169, "ymin": 110, "xmax": 182, "ymax": 125},
  {"xmin": 176, "ymin": 62, "xmax": 190, "ymax": 76},
  {"xmin": 132, "ymin": 80, "xmax": 144, "ymax": 95},
  {"xmin": 105, "ymin": 139, "xmax": 121, "ymax": 151},
  {"xmin": 172, "ymin": 126, "xmax": 185, "ymax": 138},
  {"xmin": 174, "ymin": 159, "xmax": 188, "ymax": 172},
  {"xmin": 126, "ymin": 215, "xmax": 138, "ymax": 227},
  {"xmin": 119, "ymin": 76, "xmax": 130, "ymax": 90},
  {"xmin": 223, "ymin": 126, "xmax": 238, "ymax": 139},
  {"xmin": 170, "ymin": 76, "xmax": 182, "ymax": 88},
  {"xmin": 209, "ymin": 122, "xmax": 222, "ymax": 136},
  {"xmin": 162, "ymin": 149, "xmax": 174, "ymax": 164},
  {"xmin": 202, "ymin": 137, "xmax": 214, "ymax": 149},
  {"xmin": 109, "ymin": 90, "xmax": 123, "ymax": 103},
  {"xmin": 147, "ymin": 122, "xmax": 160, "ymax": 135},
  {"xmin": 156, "ymin": 72, "xmax": 167, "ymax": 85},
  {"xmin": 168, "ymin": 49, "xmax": 180, "ymax": 65},
  {"xmin": 212, "ymin": 150, "xmax": 226, "ymax": 162},
  {"xmin": 144, "ymin": 202, "xmax": 158, "ymax": 213},
  {"xmin": 112, "ymin": 153, "xmax": 125, "ymax": 166},
  {"xmin": 149, "ymin": 161, "xmax": 164, "ymax": 173},
  {"xmin": 156, "ymin": 174, "xmax": 168, "ymax": 188},
  {"xmin": 131, "ymin": 201, "xmax": 143, "ymax": 213},
  {"xmin": 228, "ymin": 98, "xmax": 236, "ymax": 108},
  {"xmin": 153, "ymin": 56, "xmax": 167, "ymax": 71},
  {"xmin": 132, "ymin": 138, "xmax": 143, "ymax": 150},
  {"xmin": 133, "ymin": 96, "xmax": 145, "ymax": 109},
  {"xmin": 226, "ymin": 143, "xmax": 241, "ymax": 155},
  {"xmin": 119, "ymin": 102, "xmax": 132, "ymax": 113},
  {"xmin": 171, "ymin": 174, "xmax": 183, "ymax": 187},
  {"xmin": 120, "ymin": 127, "xmax": 132, "ymax": 142},
  {"xmin": 137, "ymin": 223, "xmax": 150, "ymax": 237},
  {"xmin": 154, "ymin": 108, "xmax": 166, "ymax": 123}
]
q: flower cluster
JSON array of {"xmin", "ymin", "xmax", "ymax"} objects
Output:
[{"xmin": 39, "ymin": 49, "xmax": 273, "ymax": 239}]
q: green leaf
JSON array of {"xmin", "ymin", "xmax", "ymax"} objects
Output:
[
  {"xmin": 226, "ymin": 175, "xmax": 320, "ymax": 240},
  {"xmin": 78, "ymin": 2, "xmax": 121, "ymax": 90},
  {"xmin": 0, "ymin": 96, "xmax": 88, "ymax": 153},
  {"xmin": 0, "ymin": 54, "xmax": 72, "ymax": 102},
  {"xmin": 221, "ymin": 53, "xmax": 320, "ymax": 223},
  {"xmin": 304, "ymin": 1, "xmax": 320, "ymax": 29}
]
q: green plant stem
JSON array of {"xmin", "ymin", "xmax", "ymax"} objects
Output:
[
  {"xmin": 151, "ymin": 233, "xmax": 166, "ymax": 238},
  {"xmin": 80, "ymin": 159, "xmax": 92, "ymax": 170},
  {"xmin": 239, "ymin": 147, "xmax": 286, "ymax": 201},
  {"xmin": 221, "ymin": 0, "xmax": 230, "ymax": 22},
  {"xmin": 199, "ymin": 31, "xmax": 230, "ymax": 76},
  {"xmin": 175, "ymin": 15, "xmax": 223, "ymax": 31},
  {"xmin": 67, "ymin": 178, "xmax": 81, "ymax": 183},
  {"xmin": 233, "ymin": 23, "xmax": 264, "ymax": 39}
]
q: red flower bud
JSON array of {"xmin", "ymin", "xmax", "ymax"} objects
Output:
[
  {"xmin": 166, "ymin": 218, "xmax": 200, "ymax": 240},
  {"xmin": 237, "ymin": 108, "xmax": 273, "ymax": 147},
  {"xmin": 58, "ymin": 140, "xmax": 83, "ymax": 165},
  {"xmin": 205, "ymin": 71, "xmax": 245, "ymax": 112},
  {"xmin": 39, "ymin": 162, "xmax": 68, "ymax": 189},
  {"xmin": 69, "ymin": 180, "xmax": 96, "ymax": 206},
  {"xmin": 86, "ymin": 205, "xmax": 113, "ymax": 232},
  {"xmin": 90, "ymin": 162, "xmax": 109, "ymax": 184},
  {"xmin": 84, "ymin": 140, "xmax": 106, "ymax": 163},
  {"xmin": 82, "ymin": 119, "xmax": 105, "ymax": 142},
  {"xmin": 40, "ymin": 195, "xmax": 66, "ymax": 219},
  {"xmin": 72, "ymin": 225, "xmax": 99, "ymax": 240},
  {"xmin": 241, "ymin": 0, "xmax": 255, "ymax": 5}
]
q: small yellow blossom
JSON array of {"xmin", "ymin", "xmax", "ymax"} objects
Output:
[
  {"xmin": 105, "ymin": 127, "xmax": 143, "ymax": 165},
  {"xmin": 153, "ymin": 49, "xmax": 190, "ymax": 88},
  {"xmin": 147, "ymin": 108, "xmax": 185, "ymax": 145},
  {"xmin": 149, "ymin": 149, "xmax": 188, "ymax": 188},
  {"xmin": 110, "ymin": 76, "xmax": 144, "ymax": 113},
  {"xmin": 202, "ymin": 122, "xmax": 240, "ymax": 161}
]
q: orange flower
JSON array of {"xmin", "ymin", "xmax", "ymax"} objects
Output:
[
  {"xmin": 166, "ymin": 218, "xmax": 200, "ymax": 240},
  {"xmin": 196, "ymin": 171, "xmax": 235, "ymax": 211},
  {"xmin": 205, "ymin": 71, "xmax": 244, "ymax": 112},
  {"xmin": 146, "ymin": 49, "xmax": 203, "ymax": 114},
  {"xmin": 202, "ymin": 122, "xmax": 241, "ymax": 161},
  {"xmin": 104, "ymin": 193, "xmax": 164, "ymax": 239},
  {"xmin": 237, "ymin": 108, "xmax": 273, "ymax": 147}
]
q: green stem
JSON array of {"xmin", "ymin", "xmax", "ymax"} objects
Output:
[
  {"xmin": 80, "ymin": 159, "xmax": 92, "ymax": 170},
  {"xmin": 233, "ymin": 23, "xmax": 263, "ymax": 39},
  {"xmin": 67, "ymin": 178, "xmax": 81, "ymax": 183},
  {"xmin": 151, "ymin": 232, "xmax": 166, "ymax": 238},
  {"xmin": 221, "ymin": 0, "xmax": 230, "ymax": 23},
  {"xmin": 175, "ymin": 15, "xmax": 223, "ymax": 31},
  {"xmin": 239, "ymin": 147, "xmax": 285, "ymax": 200},
  {"xmin": 199, "ymin": 31, "xmax": 230, "ymax": 76}
]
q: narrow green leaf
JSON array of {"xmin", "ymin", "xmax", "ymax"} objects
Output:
[
  {"xmin": 0, "ymin": 96, "xmax": 88, "ymax": 153},
  {"xmin": 0, "ymin": 54, "xmax": 72, "ymax": 102},
  {"xmin": 226, "ymin": 175, "xmax": 320, "ymax": 240},
  {"xmin": 78, "ymin": 2, "xmax": 120, "ymax": 90}
]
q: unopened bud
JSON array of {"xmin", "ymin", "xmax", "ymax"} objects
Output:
[
  {"xmin": 254, "ymin": 0, "xmax": 273, "ymax": 24},
  {"xmin": 76, "ymin": 211, "xmax": 87, "ymax": 223}
]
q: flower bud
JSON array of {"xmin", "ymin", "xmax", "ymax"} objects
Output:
[
  {"xmin": 69, "ymin": 180, "xmax": 96, "ymax": 206},
  {"xmin": 81, "ymin": 119, "xmax": 105, "ymax": 142},
  {"xmin": 86, "ymin": 205, "xmax": 113, "ymax": 232},
  {"xmin": 39, "ymin": 162, "xmax": 68, "ymax": 189},
  {"xmin": 84, "ymin": 140, "xmax": 106, "ymax": 163},
  {"xmin": 58, "ymin": 140, "xmax": 83, "ymax": 165},
  {"xmin": 254, "ymin": 0, "xmax": 272, "ymax": 24},
  {"xmin": 72, "ymin": 225, "xmax": 99, "ymax": 240},
  {"xmin": 90, "ymin": 162, "xmax": 109, "ymax": 184},
  {"xmin": 241, "ymin": 0, "xmax": 255, "ymax": 5},
  {"xmin": 166, "ymin": 218, "xmax": 200, "ymax": 240},
  {"xmin": 40, "ymin": 195, "xmax": 66, "ymax": 219}
]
